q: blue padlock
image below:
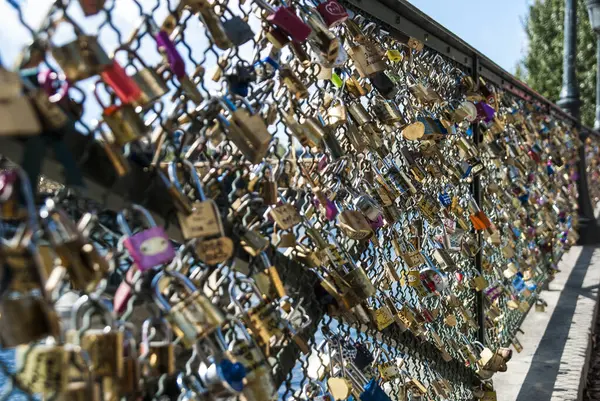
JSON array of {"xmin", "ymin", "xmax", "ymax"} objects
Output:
[{"xmin": 359, "ymin": 379, "xmax": 392, "ymax": 401}]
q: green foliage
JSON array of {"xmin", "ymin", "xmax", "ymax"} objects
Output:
[{"xmin": 520, "ymin": 0, "xmax": 596, "ymax": 126}]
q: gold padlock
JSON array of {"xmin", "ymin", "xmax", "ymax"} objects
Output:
[
  {"xmin": 153, "ymin": 271, "xmax": 225, "ymax": 348},
  {"xmin": 52, "ymin": 34, "xmax": 111, "ymax": 82},
  {"xmin": 41, "ymin": 204, "xmax": 110, "ymax": 293},
  {"xmin": 67, "ymin": 295, "xmax": 124, "ymax": 378},
  {"xmin": 140, "ymin": 318, "xmax": 175, "ymax": 377}
]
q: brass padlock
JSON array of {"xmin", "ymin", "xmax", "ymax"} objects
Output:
[
  {"xmin": 338, "ymin": 210, "xmax": 373, "ymax": 240},
  {"xmin": 325, "ymin": 98, "xmax": 348, "ymax": 127},
  {"xmin": 219, "ymin": 96, "xmax": 272, "ymax": 163},
  {"xmin": 41, "ymin": 202, "xmax": 109, "ymax": 293},
  {"xmin": 67, "ymin": 295, "xmax": 124, "ymax": 378},
  {"xmin": 117, "ymin": 48, "xmax": 169, "ymax": 107},
  {"xmin": 169, "ymin": 160, "xmax": 227, "ymax": 241},
  {"xmin": 94, "ymin": 81, "xmax": 146, "ymax": 146},
  {"xmin": 226, "ymin": 319, "xmax": 277, "ymax": 401},
  {"xmin": 230, "ymin": 277, "xmax": 286, "ymax": 356},
  {"xmin": 0, "ymin": 290, "xmax": 60, "ymax": 347},
  {"xmin": 52, "ymin": 34, "xmax": 111, "ymax": 82},
  {"xmin": 14, "ymin": 341, "xmax": 70, "ymax": 394},
  {"xmin": 140, "ymin": 318, "xmax": 175, "ymax": 377},
  {"xmin": 152, "ymin": 271, "xmax": 225, "ymax": 348}
]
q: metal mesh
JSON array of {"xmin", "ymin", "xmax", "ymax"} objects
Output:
[{"xmin": 0, "ymin": 0, "xmax": 587, "ymax": 400}]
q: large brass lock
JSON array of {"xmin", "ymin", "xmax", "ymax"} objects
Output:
[
  {"xmin": 153, "ymin": 271, "xmax": 225, "ymax": 348},
  {"xmin": 338, "ymin": 210, "xmax": 373, "ymax": 240}
]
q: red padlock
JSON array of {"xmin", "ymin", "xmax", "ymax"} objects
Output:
[
  {"xmin": 100, "ymin": 60, "xmax": 142, "ymax": 105},
  {"xmin": 316, "ymin": 0, "xmax": 349, "ymax": 28}
]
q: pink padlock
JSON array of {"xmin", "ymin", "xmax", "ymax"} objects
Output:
[
  {"xmin": 117, "ymin": 204, "xmax": 175, "ymax": 271},
  {"xmin": 316, "ymin": 0, "xmax": 349, "ymax": 28},
  {"xmin": 255, "ymin": 0, "xmax": 312, "ymax": 42}
]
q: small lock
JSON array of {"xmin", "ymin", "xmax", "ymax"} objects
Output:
[
  {"xmin": 117, "ymin": 204, "xmax": 175, "ymax": 271},
  {"xmin": 256, "ymin": 1, "xmax": 312, "ymax": 43},
  {"xmin": 14, "ymin": 342, "xmax": 72, "ymax": 395},
  {"xmin": 347, "ymin": 43, "xmax": 386, "ymax": 78},
  {"xmin": 41, "ymin": 202, "xmax": 109, "ymax": 293},
  {"xmin": 169, "ymin": 160, "xmax": 229, "ymax": 246},
  {"xmin": 316, "ymin": 0, "xmax": 348, "ymax": 27},
  {"xmin": 117, "ymin": 48, "xmax": 168, "ymax": 107},
  {"xmin": 67, "ymin": 295, "xmax": 124, "ymax": 378},
  {"xmin": 153, "ymin": 270, "xmax": 225, "ymax": 348},
  {"xmin": 225, "ymin": 319, "xmax": 277, "ymax": 401},
  {"xmin": 230, "ymin": 277, "xmax": 287, "ymax": 355},
  {"xmin": 218, "ymin": 96, "xmax": 272, "ymax": 164},
  {"xmin": 338, "ymin": 210, "xmax": 373, "ymax": 240},
  {"xmin": 94, "ymin": 80, "xmax": 147, "ymax": 146},
  {"xmin": 140, "ymin": 318, "xmax": 175, "ymax": 377},
  {"xmin": 325, "ymin": 98, "xmax": 348, "ymax": 128},
  {"xmin": 52, "ymin": 34, "xmax": 111, "ymax": 82}
]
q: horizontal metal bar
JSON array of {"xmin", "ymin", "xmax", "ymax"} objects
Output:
[{"xmin": 343, "ymin": 0, "xmax": 600, "ymax": 136}]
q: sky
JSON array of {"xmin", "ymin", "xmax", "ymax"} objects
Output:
[
  {"xmin": 408, "ymin": 0, "xmax": 531, "ymax": 73},
  {"xmin": 0, "ymin": 0, "xmax": 531, "ymax": 73}
]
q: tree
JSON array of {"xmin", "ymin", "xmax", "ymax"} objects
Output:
[{"xmin": 519, "ymin": 0, "xmax": 596, "ymax": 127}]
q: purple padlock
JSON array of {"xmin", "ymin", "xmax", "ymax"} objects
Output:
[
  {"xmin": 475, "ymin": 101, "xmax": 495, "ymax": 123},
  {"xmin": 155, "ymin": 30, "xmax": 185, "ymax": 79},
  {"xmin": 118, "ymin": 204, "xmax": 175, "ymax": 271}
]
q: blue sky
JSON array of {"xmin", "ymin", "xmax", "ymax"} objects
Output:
[
  {"xmin": 0, "ymin": 0, "xmax": 530, "ymax": 73},
  {"xmin": 408, "ymin": 0, "xmax": 530, "ymax": 73}
]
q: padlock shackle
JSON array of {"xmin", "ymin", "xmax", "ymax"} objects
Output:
[
  {"xmin": 70, "ymin": 294, "xmax": 115, "ymax": 335},
  {"xmin": 141, "ymin": 317, "xmax": 173, "ymax": 346},
  {"xmin": 151, "ymin": 270, "xmax": 199, "ymax": 313},
  {"xmin": 117, "ymin": 203, "xmax": 158, "ymax": 237},
  {"xmin": 168, "ymin": 160, "xmax": 206, "ymax": 202},
  {"xmin": 228, "ymin": 277, "xmax": 266, "ymax": 313}
]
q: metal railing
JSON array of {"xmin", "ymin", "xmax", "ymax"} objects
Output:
[{"xmin": 0, "ymin": 0, "xmax": 593, "ymax": 400}]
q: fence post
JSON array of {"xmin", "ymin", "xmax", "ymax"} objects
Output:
[
  {"xmin": 471, "ymin": 55, "xmax": 486, "ymax": 344},
  {"xmin": 557, "ymin": 0, "xmax": 600, "ymax": 244}
]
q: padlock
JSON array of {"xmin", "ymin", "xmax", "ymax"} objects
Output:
[
  {"xmin": 280, "ymin": 66, "xmax": 309, "ymax": 99},
  {"xmin": 0, "ymin": 68, "xmax": 41, "ymax": 136},
  {"xmin": 196, "ymin": 335, "xmax": 247, "ymax": 398},
  {"xmin": 269, "ymin": 202, "xmax": 302, "ymax": 230},
  {"xmin": 225, "ymin": 319, "xmax": 277, "ymax": 401},
  {"xmin": 100, "ymin": 59, "xmax": 143, "ymax": 105},
  {"xmin": 117, "ymin": 204, "xmax": 175, "ymax": 271},
  {"xmin": 303, "ymin": 380, "xmax": 334, "ymax": 401},
  {"xmin": 255, "ymin": 0, "xmax": 312, "ymax": 43},
  {"xmin": 218, "ymin": 96, "xmax": 272, "ymax": 164},
  {"xmin": 153, "ymin": 270, "xmax": 225, "ymax": 348},
  {"xmin": 303, "ymin": 7, "xmax": 340, "ymax": 63},
  {"xmin": 153, "ymin": 28, "xmax": 186, "ymax": 78},
  {"xmin": 14, "ymin": 341, "xmax": 77, "ymax": 395},
  {"xmin": 41, "ymin": 201, "xmax": 109, "ymax": 292},
  {"xmin": 67, "ymin": 295, "xmax": 124, "ymax": 378},
  {"xmin": 119, "ymin": 330, "xmax": 141, "ymax": 397},
  {"xmin": 169, "ymin": 160, "xmax": 227, "ymax": 240},
  {"xmin": 535, "ymin": 299, "xmax": 547, "ymax": 312},
  {"xmin": 0, "ymin": 168, "xmax": 51, "ymax": 293},
  {"xmin": 375, "ymin": 349, "xmax": 403, "ymax": 381},
  {"xmin": 117, "ymin": 48, "xmax": 168, "ymax": 107},
  {"xmin": 431, "ymin": 248, "xmax": 456, "ymax": 272},
  {"xmin": 372, "ymin": 97, "xmax": 405, "ymax": 125},
  {"xmin": 325, "ymin": 98, "xmax": 348, "ymax": 128},
  {"xmin": 52, "ymin": 32, "xmax": 111, "ymax": 82},
  {"xmin": 338, "ymin": 210, "xmax": 373, "ymax": 240},
  {"xmin": 230, "ymin": 277, "xmax": 287, "ymax": 355},
  {"xmin": 140, "ymin": 318, "xmax": 175, "ymax": 377},
  {"xmin": 78, "ymin": 0, "xmax": 105, "ymax": 16},
  {"xmin": 182, "ymin": 0, "xmax": 234, "ymax": 49},
  {"xmin": 94, "ymin": 81, "xmax": 147, "ymax": 146},
  {"xmin": 316, "ymin": 0, "xmax": 348, "ymax": 27}
]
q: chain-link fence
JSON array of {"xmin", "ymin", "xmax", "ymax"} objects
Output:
[{"xmin": 0, "ymin": 0, "xmax": 591, "ymax": 400}]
